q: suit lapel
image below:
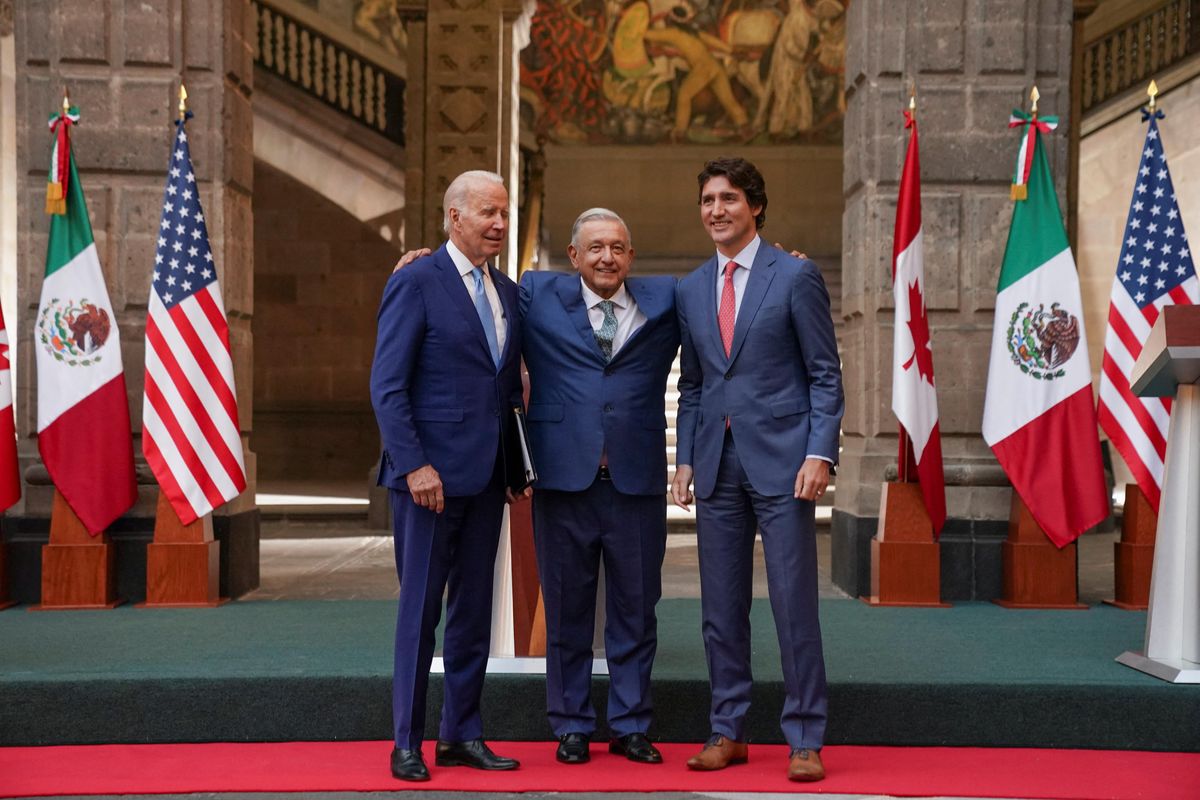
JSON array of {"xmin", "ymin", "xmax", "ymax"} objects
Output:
[
  {"xmin": 495, "ymin": 271, "xmax": 517, "ymax": 368},
  {"xmin": 556, "ymin": 275, "xmax": 607, "ymax": 363},
  {"xmin": 611, "ymin": 277, "xmax": 656, "ymax": 360},
  {"xmin": 696, "ymin": 256, "xmax": 727, "ymax": 360},
  {"xmin": 728, "ymin": 245, "xmax": 776, "ymax": 365},
  {"xmin": 435, "ymin": 245, "xmax": 495, "ymax": 367}
]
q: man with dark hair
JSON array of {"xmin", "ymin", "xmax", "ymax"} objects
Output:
[{"xmin": 671, "ymin": 156, "xmax": 844, "ymax": 782}]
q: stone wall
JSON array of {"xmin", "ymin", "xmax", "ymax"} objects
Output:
[
  {"xmin": 12, "ymin": 0, "xmax": 255, "ymax": 518},
  {"xmin": 834, "ymin": 0, "xmax": 1075, "ymax": 599},
  {"xmin": 252, "ymin": 160, "xmax": 399, "ymax": 486}
]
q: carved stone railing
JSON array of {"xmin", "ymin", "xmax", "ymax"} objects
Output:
[
  {"xmin": 1080, "ymin": 0, "xmax": 1200, "ymax": 114},
  {"xmin": 251, "ymin": 0, "xmax": 405, "ymax": 146}
]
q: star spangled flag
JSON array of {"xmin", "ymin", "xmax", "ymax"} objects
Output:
[
  {"xmin": 35, "ymin": 105, "xmax": 137, "ymax": 534},
  {"xmin": 142, "ymin": 112, "xmax": 246, "ymax": 525},
  {"xmin": 0, "ymin": 304, "xmax": 20, "ymax": 512},
  {"xmin": 891, "ymin": 106, "xmax": 945, "ymax": 535},
  {"xmin": 1097, "ymin": 108, "xmax": 1198, "ymax": 513},
  {"xmin": 981, "ymin": 109, "xmax": 1108, "ymax": 548}
]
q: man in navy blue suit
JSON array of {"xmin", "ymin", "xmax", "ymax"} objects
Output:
[
  {"xmin": 370, "ymin": 170, "xmax": 525, "ymax": 782},
  {"xmin": 671, "ymin": 157, "xmax": 844, "ymax": 782},
  {"xmin": 519, "ymin": 209, "xmax": 679, "ymax": 765}
]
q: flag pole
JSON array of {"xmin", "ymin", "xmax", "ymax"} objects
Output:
[{"xmin": 897, "ymin": 86, "xmax": 916, "ymax": 485}]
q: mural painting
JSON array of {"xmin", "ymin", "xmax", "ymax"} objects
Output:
[{"xmin": 520, "ymin": 0, "xmax": 848, "ymax": 145}]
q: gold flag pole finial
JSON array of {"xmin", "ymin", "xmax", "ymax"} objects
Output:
[
  {"xmin": 909, "ymin": 83, "xmax": 916, "ymax": 113},
  {"xmin": 1148, "ymin": 79, "xmax": 1159, "ymax": 113},
  {"xmin": 178, "ymin": 83, "xmax": 188, "ymax": 121},
  {"xmin": 62, "ymin": 86, "xmax": 70, "ymax": 115},
  {"xmin": 1030, "ymin": 85, "xmax": 1040, "ymax": 117}
]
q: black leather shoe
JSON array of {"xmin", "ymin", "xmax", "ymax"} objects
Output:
[
  {"xmin": 390, "ymin": 747, "xmax": 430, "ymax": 781},
  {"xmin": 608, "ymin": 732, "xmax": 663, "ymax": 764},
  {"xmin": 435, "ymin": 738, "xmax": 520, "ymax": 770},
  {"xmin": 556, "ymin": 732, "xmax": 590, "ymax": 764}
]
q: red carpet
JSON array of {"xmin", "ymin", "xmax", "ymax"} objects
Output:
[{"xmin": 2, "ymin": 741, "xmax": 1198, "ymax": 799}]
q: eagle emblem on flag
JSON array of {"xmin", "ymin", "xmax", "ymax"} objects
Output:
[
  {"xmin": 36, "ymin": 297, "xmax": 112, "ymax": 365},
  {"xmin": 1005, "ymin": 301, "xmax": 1080, "ymax": 379}
]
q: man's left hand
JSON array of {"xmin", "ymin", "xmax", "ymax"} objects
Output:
[
  {"xmin": 393, "ymin": 247, "xmax": 432, "ymax": 273},
  {"xmin": 506, "ymin": 487, "xmax": 533, "ymax": 504},
  {"xmin": 794, "ymin": 458, "xmax": 830, "ymax": 501}
]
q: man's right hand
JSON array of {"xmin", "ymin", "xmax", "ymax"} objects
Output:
[
  {"xmin": 671, "ymin": 465, "xmax": 695, "ymax": 511},
  {"xmin": 393, "ymin": 248, "xmax": 432, "ymax": 273},
  {"xmin": 406, "ymin": 464, "xmax": 444, "ymax": 513}
]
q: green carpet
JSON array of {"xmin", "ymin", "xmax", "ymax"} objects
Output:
[{"xmin": 2, "ymin": 599, "xmax": 1196, "ymax": 750}]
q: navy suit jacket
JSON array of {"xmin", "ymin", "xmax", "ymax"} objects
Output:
[
  {"xmin": 520, "ymin": 271, "xmax": 679, "ymax": 496},
  {"xmin": 675, "ymin": 242, "xmax": 843, "ymax": 499},
  {"xmin": 370, "ymin": 244, "xmax": 524, "ymax": 497}
]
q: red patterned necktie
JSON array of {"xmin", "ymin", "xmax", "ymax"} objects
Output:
[{"xmin": 718, "ymin": 261, "xmax": 738, "ymax": 357}]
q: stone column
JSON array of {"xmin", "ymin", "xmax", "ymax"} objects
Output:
[
  {"xmin": 404, "ymin": 0, "xmax": 527, "ymax": 269},
  {"xmin": 834, "ymin": 0, "xmax": 1075, "ymax": 600},
  {"xmin": 10, "ymin": 1, "xmax": 257, "ymax": 599}
]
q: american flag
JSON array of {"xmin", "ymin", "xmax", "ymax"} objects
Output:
[
  {"xmin": 1097, "ymin": 110, "xmax": 1198, "ymax": 512},
  {"xmin": 143, "ymin": 114, "xmax": 246, "ymax": 525}
]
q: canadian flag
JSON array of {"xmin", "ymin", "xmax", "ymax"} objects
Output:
[
  {"xmin": 891, "ymin": 108, "xmax": 946, "ymax": 535},
  {"xmin": 0, "ymin": 303, "xmax": 21, "ymax": 512}
]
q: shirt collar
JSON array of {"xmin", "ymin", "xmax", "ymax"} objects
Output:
[
  {"xmin": 580, "ymin": 276, "xmax": 630, "ymax": 310},
  {"xmin": 716, "ymin": 235, "xmax": 761, "ymax": 273},
  {"xmin": 447, "ymin": 239, "xmax": 487, "ymax": 278}
]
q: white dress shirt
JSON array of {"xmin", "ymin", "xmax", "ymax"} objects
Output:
[
  {"xmin": 448, "ymin": 239, "xmax": 507, "ymax": 354},
  {"xmin": 581, "ymin": 278, "xmax": 646, "ymax": 357},
  {"xmin": 715, "ymin": 235, "xmax": 761, "ymax": 319}
]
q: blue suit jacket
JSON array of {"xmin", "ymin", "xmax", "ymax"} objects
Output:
[
  {"xmin": 370, "ymin": 244, "xmax": 523, "ymax": 497},
  {"xmin": 675, "ymin": 242, "xmax": 843, "ymax": 499},
  {"xmin": 520, "ymin": 271, "xmax": 679, "ymax": 496}
]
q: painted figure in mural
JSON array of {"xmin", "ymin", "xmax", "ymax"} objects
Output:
[
  {"xmin": 521, "ymin": 0, "xmax": 611, "ymax": 142},
  {"xmin": 755, "ymin": 0, "xmax": 817, "ymax": 136},
  {"xmin": 354, "ymin": 0, "xmax": 408, "ymax": 55}
]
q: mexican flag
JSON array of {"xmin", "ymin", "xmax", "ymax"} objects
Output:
[
  {"xmin": 36, "ymin": 107, "xmax": 137, "ymax": 534},
  {"xmin": 981, "ymin": 112, "xmax": 1107, "ymax": 548}
]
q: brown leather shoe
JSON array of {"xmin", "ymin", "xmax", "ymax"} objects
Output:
[
  {"xmin": 787, "ymin": 748, "xmax": 825, "ymax": 782},
  {"xmin": 686, "ymin": 734, "xmax": 748, "ymax": 771}
]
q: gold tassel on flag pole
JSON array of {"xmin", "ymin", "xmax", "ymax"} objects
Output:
[
  {"xmin": 1010, "ymin": 87, "xmax": 1040, "ymax": 201},
  {"xmin": 44, "ymin": 88, "xmax": 70, "ymax": 215}
]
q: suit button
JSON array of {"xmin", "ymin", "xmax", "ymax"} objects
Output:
[
  {"xmin": 724, "ymin": 373, "xmax": 733, "ymax": 380},
  {"xmin": 604, "ymin": 367, "xmax": 613, "ymax": 376},
  {"xmin": 493, "ymin": 409, "xmax": 499, "ymax": 417},
  {"xmin": 604, "ymin": 404, "xmax": 613, "ymax": 412}
]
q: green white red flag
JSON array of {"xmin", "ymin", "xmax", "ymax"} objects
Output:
[
  {"xmin": 981, "ymin": 110, "xmax": 1107, "ymax": 547},
  {"xmin": 0, "ymin": 303, "xmax": 19, "ymax": 511},
  {"xmin": 35, "ymin": 106, "xmax": 137, "ymax": 533},
  {"xmin": 891, "ymin": 107, "xmax": 945, "ymax": 535}
]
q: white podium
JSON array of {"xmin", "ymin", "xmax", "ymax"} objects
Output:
[{"xmin": 1117, "ymin": 305, "xmax": 1200, "ymax": 683}]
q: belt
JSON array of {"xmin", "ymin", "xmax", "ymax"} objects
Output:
[{"xmin": 597, "ymin": 465, "xmax": 612, "ymax": 481}]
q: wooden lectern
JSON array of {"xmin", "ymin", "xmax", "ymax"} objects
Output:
[
  {"xmin": 34, "ymin": 490, "xmax": 121, "ymax": 609},
  {"xmin": 1117, "ymin": 305, "xmax": 1200, "ymax": 682},
  {"xmin": 142, "ymin": 493, "xmax": 225, "ymax": 607}
]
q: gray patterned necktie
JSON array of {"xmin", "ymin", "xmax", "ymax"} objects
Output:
[{"xmin": 594, "ymin": 299, "xmax": 617, "ymax": 361}]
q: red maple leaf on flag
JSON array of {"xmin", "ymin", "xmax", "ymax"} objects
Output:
[
  {"xmin": 0, "ymin": 340, "xmax": 9, "ymax": 371},
  {"xmin": 901, "ymin": 279, "xmax": 934, "ymax": 385}
]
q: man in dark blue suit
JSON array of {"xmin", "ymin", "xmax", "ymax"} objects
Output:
[
  {"xmin": 671, "ymin": 157, "xmax": 844, "ymax": 782},
  {"xmin": 370, "ymin": 170, "xmax": 525, "ymax": 782},
  {"xmin": 520, "ymin": 209, "xmax": 679, "ymax": 765}
]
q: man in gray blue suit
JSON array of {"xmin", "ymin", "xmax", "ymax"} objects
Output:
[
  {"xmin": 521, "ymin": 209, "xmax": 679, "ymax": 765},
  {"xmin": 671, "ymin": 157, "xmax": 844, "ymax": 782}
]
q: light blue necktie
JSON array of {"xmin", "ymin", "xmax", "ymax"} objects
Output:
[
  {"xmin": 471, "ymin": 266, "xmax": 501, "ymax": 367},
  {"xmin": 594, "ymin": 299, "xmax": 617, "ymax": 361}
]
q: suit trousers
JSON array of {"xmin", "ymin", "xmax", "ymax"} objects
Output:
[
  {"xmin": 695, "ymin": 430, "xmax": 828, "ymax": 750},
  {"xmin": 390, "ymin": 479, "xmax": 505, "ymax": 749},
  {"xmin": 533, "ymin": 476, "xmax": 667, "ymax": 737}
]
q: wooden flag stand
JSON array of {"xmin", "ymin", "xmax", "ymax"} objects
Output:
[
  {"xmin": 33, "ymin": 490, "xmax": 121, "ymax": 609},
  {"xmin": 865, "ymin": 481, "xmax": 948, "ymax": 607},
  {"xmin": 507, "ymin": 498, "xmax": 545, "ymax": 655},
  {"xmin": 141, "ymin": 493, "xmax": 225, "ymax": 607},
  {"xmin": 1105, "ymin": 483, "xmax": 1156, "ymax": 610},
  {"xmin": 994, "ymin": 493, "xmax": 1086, "ymax": 609}
]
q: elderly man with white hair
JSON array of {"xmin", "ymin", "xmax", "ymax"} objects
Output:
[{"xmin": 370, "ymin": 170, "xmax": 525, "ymax": 781}]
